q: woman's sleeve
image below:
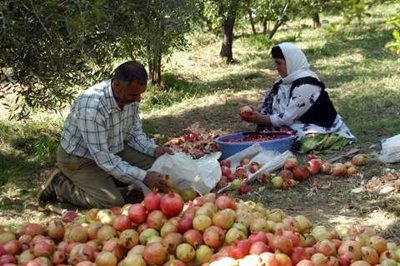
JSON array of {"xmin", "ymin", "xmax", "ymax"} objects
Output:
[{"xmin": 269, "ymin": 84, "xmax": 321, "ymax": 127}]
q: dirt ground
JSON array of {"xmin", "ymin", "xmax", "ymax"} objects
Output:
[{"xmin": 0, "ymin": 93, "xmax": 399, "ymax": 244}]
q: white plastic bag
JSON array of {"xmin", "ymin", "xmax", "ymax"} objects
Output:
[
  {"xmin": 218, "ymin": 144, "xmax": 293, "ymax": 193},
  {"xmin": 377, "ymin": 134, "xmax": 400, "ymax": 163},
  {"xmin": 149, "ymin": 151, "xmax": 222, "ymax": 195}
]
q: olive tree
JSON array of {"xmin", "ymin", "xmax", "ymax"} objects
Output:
[
  {"xmin": 200, "ymin": 0, "xmax": 242, "ymax": 63},
  {"xmin": 386, "ymin": 0, "xmax": 400, "ymax": 54},
  {"xmin": 0, "ymin": 0, "xmax": 198, "ymax": 119}
]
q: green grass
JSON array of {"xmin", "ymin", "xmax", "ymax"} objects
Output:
[
  {"xmin": 1, "ymin": 2, "xmax": 399, "ymax": 190},
  {"xmin": 0, "ymin": 117, "xmax": 61, "ymax": 185}
]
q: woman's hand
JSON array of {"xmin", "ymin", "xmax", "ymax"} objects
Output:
[
  {"xmin": 154, "ymin": 146, "xmax": 174, "ymax": 158},
  {"xmin": 242, "ymin": 110, "xmax": 270, "ymax": 125}
]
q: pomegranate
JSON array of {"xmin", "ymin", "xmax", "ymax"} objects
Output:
[
  {"xmin": 315, "ymin": 239, "xmax": 337, "ymax": 256},
  {"xmin": 66, "ymin": 224, "xmax": 88, "ymax": 243},
  {"xmin": 307, "ymin": 159, "xmax": 322, "ymax": 175},
  {"xmin": 96, "ymin": 225, "xmax": 117, "ymax": 243},
  {"xmin": 177, "ymin": 215, "xmax": 193, "ymax": 234},
  {"xmin": 18, "ymin": 250, "xmax": 35, "ymax": 265},
  {"xmin": 369, "ymin": 235, "xmax": 387, "ymax": 253},
  {"xmin": 225, "ymin": 227, "xmax": 247, "ymax": 245},
  {"xmin": 331, "ymin": 163, "xmax": 347, "ymax": 177},
  {"xmin": 240, "ymin": 106, "xmax": 253, "ymax": 119},
  {"xmin": 143, "ymin": 242, "xmax": 168, "ymax": 265},
  {"xmin": 238, "ymin": 183, "xmax": 252, "ymax": 194},
  {"xmin": 203, "ymin": 226, "xmax": 225, "ymax": 249},
  {"xmin": 234, "ymin": 166, "xmax": 248, "ymax": 179},
  {"xmin": 212, "ymin": 209, "xmax": 236, "ymax": 229},
  {"xmin": 102, "ymin": 238, "xmax": 126, "ymax": 260},
  {"xmin": 20, "ymin": 223, "xmax": 45, "ymax": 237},
  {"xmin": 120, "ymin": 253, "xmax": 146, "ymax": 266},
  {"xmin": 192, "ymin": 215, "xmax": 212, "ymax": 232},
  {"xmin": 183, "ymin": 229, "xmax": 203, "ymax": 248},
  {"xmin": 119, "ymin": 229, "xmax": 139, "ymax": 249},
  {"xmin": 259, "ymin": 252, "xmax": 279, "ymax": 266},
  {"xmin": 32, "ymin": 240, "xmax": 54, "ymax": 257},
  {"xmin": 257, "ymin": 172, "xmax": 271, "ymax": 184},
  {"xmin": 271, "ymin": 176, "xmax": 284, "ymax": 189},
  {"xmin": 220, "ymin": 159, "xmax": 231, "ymax": 167},
  {"xmin": 296, "ymin": 259, "xmax": 315, "ymax": 266},
  {"xmin": 351, "ymin": 154, "xmax": 367, "ymax": 166},
  {"xmin": 250, "ymin": 217, "xmax": 269, "ymax": 233},
  {"xmin": 248, "ymin": 232, "xmax": 268, "ymax": 244},
  {"xmin": 127, "ymin": 203, "xmax": 147, "ymax": 224},
  {"xmin": 112, "ymin": 215, "xmax": 132, "ymax": 232},
  {"xmin": 52, "ymin": 250, "xmax": 66, "ymax": 265},
  {"xmin": 283, "ymin": 156, "xmax": 299, "ymax": 170},
  {"xmin": 292, "ymin": 166, "xmax": 310, "ymax": 181},
  {"xmin": 139, "ymin": 228, "xmax": 159, "ymax": 245},
  {"xmin": 62, "ymin": 211, "xmax": 78, "ymax": 223},
  {"xmin": 215, "ymin": 195, "xmax": 236, "ymax": 210},
  {"xmin": 249, "ymin": 241, "xmax": 270, "ymax": 255},
  {"xmin": 361, "ymin": 246, "xmax": 379, "ymax": 265},
  {"xmin": 311, "ymin": 252, "xmax": 328, "ymax": 266},
  {"xmin": 270, "ymin": 235, "xmax": 293, "ymax": 255},
  {"xmin": 143, "ymin": 190, "xmax": 162, "ymax": 211},
  {"xmin": 160, "ymin": 192, "xmax": 184, "ymax": 217},
  {"xmin": 68, "ymin": 244, "xmax": 95, "ymax": 265},
  {"xmin": 321, "ymin": 162, "xmax": 333, "ymax": 174},
  {"xmin": 47, "ymin": 219, "xmax": 65, "ymax": 241},
  {"xmin": 275, "ymin": 252, "xmax": 293, "ymax": 266},
  {"xmin": 291, "ymin": 246, "xmax": 309, "ymax": 265},
  {"xmin": 95, "ymin": 251, "xmax": 118, "ymax": 266},
  {"xmin": 146, "ymin": 210, "xmax": 167, "ymax": 230},
  {"xmin": 0, "ymin": 254, "xmax": 17, "ymax": 265},
  {"xmin": 249, "ymin": 162, "xmax": 260, "ymax": 173},
  {"xmin": 195, "ymin": 245, "xmax": 214, "ymax": 265},
  {"xmin": 162, "ymin": 232, "xmax": 183, "ymax": 254},
  {"xmin": 229, "ymin": 239, "xmax": 251, "ymax": 259},
  {"xmin": 86, "ymin": 222, "xmax": 102, "ymax": 240},
  {"xmin": 160, "ymin": 220, "xmax": 178, "ymax": 237},
  {"xmin": 176, "ymin": 243, "xmax": 196, "ymax": 263}
]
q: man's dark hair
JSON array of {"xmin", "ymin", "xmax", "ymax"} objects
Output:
[
  {"xmin": 112, "ymin": 61, "xmax": 148, "ymax": 86},
  {"xmin": 271, "ymin": 45, "xmax": 285, "ymax": 60}
]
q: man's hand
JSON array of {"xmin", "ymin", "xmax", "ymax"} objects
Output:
[
  {"xmin": 154, "ymin": 146, "xmax": 174, "ymax": 158},
  {"xmin": 143, "ymin": 171, "xmax": 170, "ymax": 193}
]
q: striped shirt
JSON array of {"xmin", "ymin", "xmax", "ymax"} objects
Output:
[{"xmin": 60, "ymin": 79, "xmax": 158, "ymax": 183}]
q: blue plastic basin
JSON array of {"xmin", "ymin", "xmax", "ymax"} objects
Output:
[{"xmin": 215, "ymin": 132, "xmax": 296, "ymax": 159}]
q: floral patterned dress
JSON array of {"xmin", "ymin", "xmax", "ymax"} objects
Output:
[{"xmin": 260, "ymin": 81, "xmax": 356, "ymax": 141}]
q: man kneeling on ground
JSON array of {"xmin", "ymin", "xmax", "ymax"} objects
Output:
[{"xmin": 37, "ymin": 61, "xmax": 172, "ymax": 209}]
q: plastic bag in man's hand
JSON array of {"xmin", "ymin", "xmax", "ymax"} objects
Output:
[{"xmin": 149, "ymin": 151, "xmax": 222, "ymax": 195}]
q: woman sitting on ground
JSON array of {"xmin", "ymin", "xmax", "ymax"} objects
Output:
[{"xmin": 241, "ymin": 42, "xmax": 356, "ymax": 153}]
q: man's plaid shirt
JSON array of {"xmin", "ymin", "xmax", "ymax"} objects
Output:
[{"xmin": 60, "ymin": 79, "xmax": 158, "ymax": 183}]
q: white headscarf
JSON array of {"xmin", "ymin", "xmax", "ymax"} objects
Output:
[{"xmin": 278, "ymin": 42, "xmax": 318, "ymax": 84}]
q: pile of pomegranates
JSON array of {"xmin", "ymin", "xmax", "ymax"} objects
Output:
[
  {"xmin": 268, "ymin": 154, "xmax": 368, "ymax": 190},
  {"xmin": 0, "ymin": 190, "xmax": 399, "ymax": 266},
  {"xmin": 217, "ymin": 153, "xmax": 368, "ymax": 192},
  {"xmin": 164, "ymin": 127, "xmax": 221, "ymax": 158}
]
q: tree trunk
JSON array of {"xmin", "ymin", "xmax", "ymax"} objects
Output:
[
  {"xmin": 219, "ymin": 19, "xmax": 235, "ymax": 63},
  {"xmin": 262, "ymin": 17, "xmax": 268, "ymax": 34},
  {"xmin": 248, "ymin": 9, "xmax": 257, "ymax": 34},
  {"xmin": 148, "ymin": 53, "xmax": 162, "ymax": 87},
  {"xmin": 269, "ymin": 20, "xmax": 283, "ymax": 39},
  {"xmin": 218, "ymin": 0, "xmax": 240, "ymax": 64},
  {"xmin": 268, "ymin": 3, "xmax": 289, "ymax": 39},
  {"xmin": 312, "ymin": 12, "xmax": 321, "ymax": 28}
]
